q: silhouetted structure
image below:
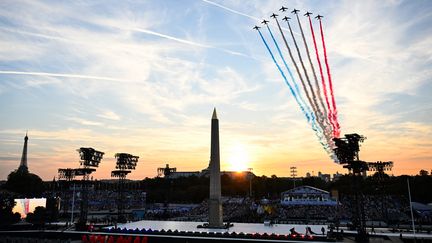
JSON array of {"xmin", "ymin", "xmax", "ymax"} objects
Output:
[
  {"xmin": 367, "ymin": 161, "xmax": 393, "ymax": 176},
  {"xmin": 76, "ymin": 147, "xmax": 103, "ymax": 228},
  {"xmin": 157, "ymin": 164, "xmax": 177, "ymax": 177},
  {"xmin": 18, "ymin": 133, "xmax": 29, "ymax": 173},
  {"xmin": 208, "ymin": 108, "xmax": 223, "ymax": 228},
  {"xmin": 111, "ymin": 152, "xmax": 139, "ymax": 223},
  {"xmin": 5, "ymin": 133, "xmax": 44, "ymax": 196},
  {"xmin": 368, "ymin": 161, "xmax": 393, "ymax": 223},
  {"xmin": 333, "ymin": 134, "xmax": 368, "ymax": 241},
  {"xmin": 333, "ymin": 134, "xmax": 393, "ymax": 242},
  {"xmin": 290, "ymin": 166, "xmax": 297, "ymax": 188},
  {"xmin": 57, "ymin": 168, "xmax": 76, "ymax": 216}
]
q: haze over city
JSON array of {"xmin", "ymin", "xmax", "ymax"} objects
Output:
[{"xmin": 0, "ymin": 0, "xmax": 431, "ymax": 181}]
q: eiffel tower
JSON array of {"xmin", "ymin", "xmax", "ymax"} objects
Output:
[{"xmin": 17, "ymin": 132, "xmax": 29, "ymax": 173}]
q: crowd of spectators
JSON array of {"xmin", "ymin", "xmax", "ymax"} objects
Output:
[
  {"xmin": 339, "ymin": 195, "xmax": 410, "ymax": 223},
  {"xmin": 46, "ymin": 186, "xmax": 429, "ymax": 226},
  {"xmin": 49, "ymin": 188, "xmax": 146, "ymax": 213}
]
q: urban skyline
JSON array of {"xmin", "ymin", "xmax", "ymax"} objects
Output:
[{"xmin": 1, "ymin": 0, "xmax": 431, "ymax": 180}]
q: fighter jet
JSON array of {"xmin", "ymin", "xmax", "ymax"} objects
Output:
[
  {"xmin": 279, "ymin": 6, "xmax": 288, "ymax": 12},
  {"xmin": 304, "ymin": 12, "xmax": 312, "ymax": 17},
  {"xmin": 253, "ymin": 25, "xmax": 261, "ymax": 30},
  {"xmin": 270, "ymin": 13, "xmax": 278, "ymax": 19},
  {"xmin": 315, "ymin": 15, "xmax": 324, "ymax": 20},
  {"xmin": 282, "ymin": 16, "xmax": 291, "ymax": 22},
  {"xmin": 291, "ymin": 9, "xmax": 300, "ymax": 14},
  {"xmin": 261, "ymin": 19, "xmax": 269, "ymax": 25}
]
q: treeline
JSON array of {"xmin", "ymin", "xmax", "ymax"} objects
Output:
[
  {"xmin": 140, "ymin": 173, "xmax": 432, "ymax": 203},
  {"xmin": 4, "ymin": 172, "xmax": 432, "ymax": 204},
  {"xmin": 84, "ymin": 173, "xmax": 432, "ymax": 203}
]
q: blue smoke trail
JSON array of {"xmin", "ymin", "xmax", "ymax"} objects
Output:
[
  {"xmin": 257, "ymin": 29, "xmax": 308, "ymax": 121},
  {"xmin": 265, "ymin": 25, "xmax": 314, "ymax": 122},
  {"xmin": 267, "ymin": 25, "xmax": 330, "ymax": 153},
  {"xmin": 257, "ymin": 29, "xmax": 329, "ymax": 150}
]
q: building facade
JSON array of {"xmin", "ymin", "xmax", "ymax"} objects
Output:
[{"xmin": 280, "ymin": 186, "xmax": 337, "ymax": 206}]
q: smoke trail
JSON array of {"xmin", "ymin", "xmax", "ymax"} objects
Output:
[
  {"xmin": 265, "ymin": 24, "xmax": 311, "ymax": 117},
  {"xmin": 273, "ymin": 17, "xmax": 304, "ymax": 105},
  {"xmin": 258, "ymin": 28, "xmax": 309, "ymax": 122},
  {"xmin": 284, "ymin": 20, "xmax": 319, "ymax": 125},
  {"xmin": 269, "ymin": 18, "xmax": 329, "ymax": 149},
  {"xmin": 319, "ymin": 19, "xmax": 341, "ymax": 138},
  {"xmin": 285, "ymin": 17, "xmax": 332, "ymax": 147},
  {"xmin": 307, "ymin": 16, "xmax": 335, "ymax": 135},
  {"xmin": 266, "ymin": 24, "xmax": 332, "ymax": 152},
  {"xmin": 295, "ymin": 14, "xmax": 332, "ymax": 137},
  {"xmin": 257, "ymin": 29, "xmax": 329, "ymax": 152}
]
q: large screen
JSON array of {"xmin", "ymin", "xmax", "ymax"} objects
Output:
[{"xmin": 12, "ymin": 198, "xmax": 47, "ymax": 218}]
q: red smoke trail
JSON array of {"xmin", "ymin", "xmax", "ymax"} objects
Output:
[
  {"xmin": 319, "ymin": 19, "xmax": 340, "ymax": 138},
  {"xmin": 308, "ymin": 16, "xmax": 336, "ymax": 136},
  {"xmin": 294, "ymin": 13, "xmax": 333, "ymax": 150}
]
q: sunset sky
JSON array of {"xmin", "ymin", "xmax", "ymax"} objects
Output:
[{"xmin": 1, "ymin": 0, "xmax": 431, "ymax": 181}]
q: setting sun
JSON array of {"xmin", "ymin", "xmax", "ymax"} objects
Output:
[{"xmin": 227, "ymin": 144, "xmax": 250, "ymax": 172}]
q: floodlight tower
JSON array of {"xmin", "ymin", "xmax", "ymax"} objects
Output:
[
  {"xmin": 367, "ymin": 161, "xmax": 393, "ymax": 223},
  {"xmin": 290, "ymin": 166, "xmax": 297, "ymax": 188},
  {"xmin": 367, "ymin": 161, "xmax": 393, "ymax": 177},
  {"xmin": 58, "ymin": 168, "xmax": 76, "ymax": 181},
  {"xmin": 111, "ymin": 153, "xmax": 139, "ymax": 223},
  {"xmin": 58, "ymin": 168, "xmax": 76, "ymax": 216},
  {"xmin": 333, "ymin": 134, "xmax": 368, "ymax": 241},
  {"xmin": 74, "ymin": 147, "xmax": 104, "ymax": 229},
  {"xmin": 247, "ymin": 168, "xmax": 253, "ymax": 197},
  {"xmin": 156, "ymin": 163, "xmax": 176, "ymax": 217}
]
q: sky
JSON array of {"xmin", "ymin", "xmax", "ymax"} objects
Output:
[{"xmin": 0, "ymin": 0, "xmax": 431, "ymax": 181}]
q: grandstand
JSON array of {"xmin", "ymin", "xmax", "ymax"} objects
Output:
[{"xmin": 280, "ymin": 186, "xmax": 337, "ymax": 206}]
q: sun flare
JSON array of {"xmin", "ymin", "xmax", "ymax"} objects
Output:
[{"xmin": 227, "ymin": 144, "xmax": 250, "ymax": 172}]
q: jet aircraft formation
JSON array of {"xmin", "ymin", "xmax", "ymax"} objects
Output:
[{"xmin": 254, "ymin": 7, "xmax": 340, "ymax": 162}]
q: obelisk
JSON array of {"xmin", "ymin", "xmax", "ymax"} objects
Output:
[{"xmin": 208, "ymin": 108, "xmax": 223, "ymax": 227}]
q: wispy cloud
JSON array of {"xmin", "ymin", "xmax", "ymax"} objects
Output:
[
  {"xmin": 0, "ymin": 71, "xmax": 134, "ymax": 83},
  {"xmin": 129, "ymin": 27, "xmax": 250, "ymax": 57},
  {"xmin": 202, "ymin": 0, "xmax": 261, "ymax": 21},
  {"xmin": 98, "ymin": 111, "xmax": 120, "ymax": 121}
]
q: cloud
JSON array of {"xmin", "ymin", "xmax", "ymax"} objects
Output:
[
  {"xmin": 97, "ymin": 111, "xmax": 120, "ymax": 121},
  {"xmin": 66, "ymin": 117, "xmax": 104, "ymax": 127},
  {"xmin": 202, "ymin": 0, "xmax": 261, "ymax": 22},
  {"xmin": 0, "ymin": 71, "xmax": 135, "ymax": 83}
]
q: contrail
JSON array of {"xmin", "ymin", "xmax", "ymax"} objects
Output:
[
  {"xmin": 1, "ymin": 25, "xmax": 250, "ymax": 59},
  {"xmin": 201, "ymin": 0, "xmax": 300, "ymax": 35},
  {"xmin": 0, "ymin": 71, "xmax": 134, "ymax": 83},
  {"xmin": 284, "ymin": 19, "xmax": 325, "ymax": 134},
  {"xmin": 307, "ymin": 16, "xmax": 336, "ymax": 137},
  {"xmin": 296, "ymin": 14, "xmax": 333, "ymax": 147},
  {"xmin": 273, "ymin": 17, "xmax": 310, "ymax": 116},
  {"xmin": 319, "ymin": 19, "xmax": 341, "ymax": 138},
  {"xmin": 296, "ymin": 14, "xmax": 331, "ymax": 135},
  {"xmin": 132, "ymin": 27, "xmax": 250, "ymax": 58},
  {"xmin": 265, "ymin": 24, "xmax": 312, "ymax": 122},
  {"xmin": 0, "ymin": 27, "xmax": 74, "ymax": 43},
  {"xmin": 288, "ymin": 14, "xmax": 333, "ymax": 151},
  {"xmin": 256, "ymin": 29, "xmax": 329, "ymax": 153},
  {"xmin": 202, "ymin": 0, "xmax": 260, "ymax": 21},
  {"xmin": 132, "ymin": 27, "xmax": 210, "ymax": 48},
  {"xmin": 273, "ymin": 18, "xmax": 302, "ymax": 98}
]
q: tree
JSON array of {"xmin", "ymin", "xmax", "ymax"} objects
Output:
[
  {"xmin": 26, "ymin": 206, "xmax": 46, "ymax": 226},
  {"xmin": 0, "ymin": 192, "xmax": 21, "ymax": 227},
  {"xmin": 419, "ymin": 169, "xmax": 429, "ymax": 176},
  {"xmin": 5, "ymin": 170, "xmax": 44, "ymax": 197}
]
